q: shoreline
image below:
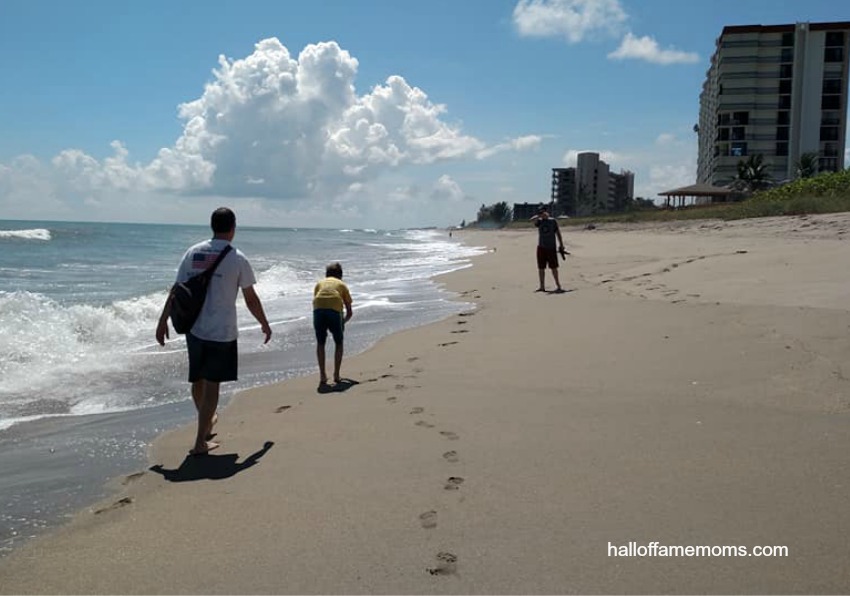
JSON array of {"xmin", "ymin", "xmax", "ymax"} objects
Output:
[
  {"xmin": 2, "ymin": 216, "xmax": 850, "ymax": 593},
  {"xmin": 0, "ymin": 240, "xmax": 478, "ymax": 559}
]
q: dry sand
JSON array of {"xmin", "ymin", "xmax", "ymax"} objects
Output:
[{"xmin": 2, "ymin": 213, "xmax": 850, "ymax": 594}]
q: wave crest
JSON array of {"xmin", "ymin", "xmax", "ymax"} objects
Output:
[{"xmin": 0, "ymin": 228, "xmax": 51, "ymax": 241}]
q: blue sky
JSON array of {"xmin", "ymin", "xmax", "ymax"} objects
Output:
[{"xmin": 0, "ymin": 0, "xmax": 847, "ymax": 228}]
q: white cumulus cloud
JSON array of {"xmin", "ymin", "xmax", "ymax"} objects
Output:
[
  {"xmin": 562, "ymin": 148, "xmax": 625, "ymax": 166},
  {"xmin": 513, "ymin": 0, "xmax": 627, "ymax": 43},
  {"xmin": 608, "ymin": 33, "xmax": 699, "ymax": 65},
  {"xmin": 2, "ymin": 37, "xmax": 537, "ymax": 217}
]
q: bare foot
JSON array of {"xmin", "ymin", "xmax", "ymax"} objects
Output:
[{"xmin": 190, "ymin": 441, "xmax": 219, "ymax": 456}]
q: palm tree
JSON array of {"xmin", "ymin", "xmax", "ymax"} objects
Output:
[
  {"xmin": 734, "ymin": 154, "xmax": 772, "ymax": 192},
  {"xmin": 795, "ymin": 152, "xmax": 819, "ymax": 179}
]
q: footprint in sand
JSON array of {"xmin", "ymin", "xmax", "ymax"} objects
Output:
[
  {"xmin": 458, "ymin": 312, "xmax": 475, "ymax": 317},
  {"xmin": 94, "ymin": 497, "xmax": 133, "ymax": 515},
  {"xmin": 407, "ymin": 356, "xmax": 420, "ymax": 362},
  {"xmin": 439, "ymin": 341, "xmax": 458, "ymax": 347},
  {"xmin": 444, "ymin": 477, "xmax": 464, "ymax": 490},
  {"xmin": 443, "ymin": 451, "xmax": 459, "ymax": 463},
  {"xmin": 419, "ymin": 510, "xmax": 437, "ymax": 529},
  {"xmin": 410, "ymin": 407, "xmax": 424, "ymax": 414},
  {"xmin": 275, "ymin": 405, "xmax": 292, "ymax": 413},
  {"xmin": 416, "ymin": 420, "xmax": 435, "ymax": 428},
  {"xmin": 386, "ymin": 396, "xmax": 398, "ymax": 403},
  {"xmin": 440, "ymin": 431, "xmax": 459, "ymax": 440},
  {"xmin": 456, "ymin": 320, "xmax": 467, "ymax": 326},
  {"xmin": 122, "ymin": 471, "xmax": 145, "ymax": 485},
  {"xmin": 427, "ymin": 552, "xmax": 458, "ymax": 576},
  {"xmin": 450, "ymin": 330, "xmax": 469, "ymax": 334}
]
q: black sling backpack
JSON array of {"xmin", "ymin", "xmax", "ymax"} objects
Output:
[{"xmin": 169, "ymin": 245, "xmax": 232, "ymax": 334}]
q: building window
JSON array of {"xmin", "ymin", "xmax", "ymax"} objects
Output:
[
  {"xmin": 822, "ymin": 111, "xmax": 841, "ymax": 125},
  {"xmin": 731, "ymin": 127, "xmax": 746, "ymax": 141},
  {"xmin": 780, "ymin": 48, "xmax": 794, "ymax": 62},
  {"xmin": 718, "ymin": 128, "xmax": 730, "ymax": 141},
  {"xmin": 732, "ymin": 111, "xmax": 749, "ymax": 125},
  {"xmin": 731, "ymin": 142, "xmax": 747, "ymax": 157},
  {"xmin": 777, "ymin": 111, "xmax": 790, "ymax": 125},
  {"xmin": 821, "ymin": 157, "xmax": 839, "ymax": 172},
  {"xmin": 778, "ymin": 95, "xmax": 791, "ymax": 109},
  {"xmin": 779, "ymin": 64, "xmax": 793, "ymax": 78},
  {"xmin": 776, "ymin": 127, "xmax": 789, "ymax": 141},
  {"xmin": 825, "ymin": 47, "xmax": 844, "ymax": 62},
  {"xmin": 775, "ymin": 142, "xmax": 788, "ymax": 156},
  {"xmin": 781, "ymin": 32, "xmax": 794, "ymax": 46},
  {"xmin": 778, "ymin": 79, "xmax": 792, "ymax": 94},
  {"xmin": 820, "ymin": 127, "xmax": 840, "ymax": 141},
  {"xmin": 823, "ymin": 78, "xmax": 842, "ymax": 94},
  {"xmin": 718, "ymin": 113, "xmax": 731, "ymax": 125},
  {"xmin": 822, "ymin": 95, "xmax": 841, "ymax": 110},
  {"xmin": 825, "ymin": 31, "xmax": 845, "ymax": 47}
]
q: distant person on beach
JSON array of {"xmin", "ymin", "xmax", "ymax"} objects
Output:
[
  {"xmin": 313, "ymin": 262, "xmax": 353, "ymax": 387},
  {"xmin": 530, "ymin": 206, "xmax": 565, "ymax": 293},
  {"xmin": 156, "ymin": 207, "xmax": 272, "ymax": 455}
]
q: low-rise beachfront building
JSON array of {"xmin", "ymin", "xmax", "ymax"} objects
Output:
[
  {"xmin": 698, "ymin": 21, "xmax": 850, "ymax": 187},
  {"xmin": 551, "ymin": 152, "xmax": 634, "ymax": 217}
]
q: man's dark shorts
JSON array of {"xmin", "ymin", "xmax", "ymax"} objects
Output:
[
  {"xmin": 186, "ymin": 333, "xmax": 238, "ymax": 383},
  {"xmin": 314, "ymin": 308, "xmax": 344, "ymax": 345},
  {"xmin": 537, "ymin": 246, "xmax": 559, "ymax": 270}
]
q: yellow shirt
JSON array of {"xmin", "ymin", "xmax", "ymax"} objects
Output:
[{"xmin": 313, "ymin": 277, "xmax": 351, "ymax": 312}]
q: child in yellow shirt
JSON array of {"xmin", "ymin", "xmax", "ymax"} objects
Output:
[{"xmin": 313, "ymin": 262, "xmax": 353, "ymax": 386}]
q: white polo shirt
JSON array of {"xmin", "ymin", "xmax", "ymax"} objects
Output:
[{"xmin": 175, "ymin": 238, "xmax": 257, "ymax": 342}]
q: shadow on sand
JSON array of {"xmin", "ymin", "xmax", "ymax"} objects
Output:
[
  {"xmin": 317, "ymin": 378, "xmax": 360, "ymax": 394},
  {"xmin": 149, "ymin": 441, "xmax": 274, "ymax": 482}
]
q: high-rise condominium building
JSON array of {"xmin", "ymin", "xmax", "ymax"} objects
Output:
[
  {"xmin": 698, "ymin": 21, "xmax": 850, "ymax": 186},
  {"xmin": 551, "ymin": 152, "xmax": 634, "ymax": 216}
]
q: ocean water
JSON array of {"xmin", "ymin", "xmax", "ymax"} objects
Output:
[{"xmin": 0, "ymin": 220, "xmax": 484, "ymax": 554}]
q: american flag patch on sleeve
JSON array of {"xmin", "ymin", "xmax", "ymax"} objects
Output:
[{"xmin": 192, "ymin": 251, "xmax": 221, "ymax": 269}]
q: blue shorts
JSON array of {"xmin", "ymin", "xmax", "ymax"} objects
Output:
[
  {"xmin": 186, "ymin": 333, "xmax": 238, "ymax": 383},
  {"xmin": 314, "ymin": 309, "xmax": 344, "ymax": 344}
]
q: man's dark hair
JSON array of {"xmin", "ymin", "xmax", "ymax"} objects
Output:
[
  {"xmin": 211, "ymin": 207, "xmax": 236, "ymax": 234},
  {"xmin": 326, "ymin": 262, "xmax": 343, "ymax": 279}
]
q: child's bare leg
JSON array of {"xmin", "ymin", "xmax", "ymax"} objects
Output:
[
  {"xmin": 333, "ymin": 341, "xmax": 344, "ymax": 383},
  {"xmin": 316, "ymin": 343, "xmax": 328, "ymax": 384}
]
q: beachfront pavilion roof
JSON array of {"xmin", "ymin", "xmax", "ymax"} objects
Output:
[{"xmin": 657, "ymin": 183, "xmax": 734, "ymax": 208}]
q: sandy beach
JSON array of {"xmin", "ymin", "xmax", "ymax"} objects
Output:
[{"xmin": 2, "ymin": 213, "xmax": 850, "ymax": 594}]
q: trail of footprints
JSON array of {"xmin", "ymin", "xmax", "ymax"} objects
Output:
[
  {"xmin": 108, "ymin": 308, "xmax": 478, "ymax": 574},
  {"xmin": 595, "ymin": 253, "xmax": 751, "ymax": 303},
  {"xmin": 411, "ymin": 309, "xmax": 477, "ymax": 576},
  {"xmin": 380, "ymin": 308, "xmax": 475, "ymax": 575}
]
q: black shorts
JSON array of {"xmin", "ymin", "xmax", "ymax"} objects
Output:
[
  {"xmin": 186, "ymin": 333, "xmax": 238, "ymax": 383},
  {"xmin": 314, "ymin": 308, "xmax": 344, "ymax": 344},
  {"xmin": 537, "ymin": 246, "xmax": 559, "ymax": 269}
]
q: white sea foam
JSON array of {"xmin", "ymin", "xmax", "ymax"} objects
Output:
[
  {"xmin": 0, "ymin": 290, "xmax": 164, "ymax": 398},
  {"xmin": 0, "ymin": 228, "xmax": 51, "ymax": 241}
]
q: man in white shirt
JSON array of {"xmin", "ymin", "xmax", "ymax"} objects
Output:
[{"xmin": 156, "ymin": 207, "xmax": 272, "ymax": 455}]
